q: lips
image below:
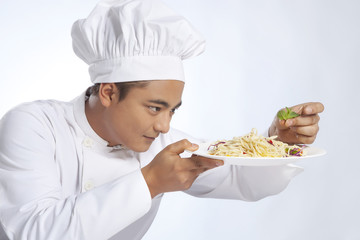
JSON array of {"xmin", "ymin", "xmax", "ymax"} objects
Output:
[{"xmin": 144, "ymin": 135, "xmax": 156, "ymax": 140}]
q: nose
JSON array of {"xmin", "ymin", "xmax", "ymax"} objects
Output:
[{"xmin": 154, "ymin": 112, "xmax": 171, "ymax": 134}]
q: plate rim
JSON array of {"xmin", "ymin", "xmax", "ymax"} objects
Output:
[{"xmin": 190, "ymin": 142, "xmax": 326, "ymax": 166}]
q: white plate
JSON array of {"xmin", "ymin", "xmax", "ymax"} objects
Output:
[{"xmin": 190, "ymin": 143, "xmax": 326, "ymax": 166}]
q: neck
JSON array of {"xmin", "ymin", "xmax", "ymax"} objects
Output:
[{"xmin": 85, "ymin": 95, "xmax": 108, "ymax": 144}]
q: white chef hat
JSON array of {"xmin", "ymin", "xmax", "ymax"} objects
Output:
[{"xmin": 71, "ymin": 0, "xmax": 205, "ymax": 83}]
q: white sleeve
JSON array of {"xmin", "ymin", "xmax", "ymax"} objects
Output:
[
  {"xmin": 0, "ymin": 108, "xmax": 152, "ymax": 240},
  {"xmin": 186, "ymin": 164, "xmax": 303, "ymax": 201}
]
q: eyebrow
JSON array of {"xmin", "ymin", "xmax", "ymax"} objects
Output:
[{"xmin": 148, "ymin": 99, "xmax": 182, "ymax": 109}]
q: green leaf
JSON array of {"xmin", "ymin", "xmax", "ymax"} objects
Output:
[
  {"xmin": 288, "ymin": 111, "xmax": 300, "ymax": 119},
  {"xmin": 286, "ymin": 107, "xmax": 291, "ymax": 115},
  {"xmin": 277, "ymin": 107, "xmax": 300, "ymax": 120},
  {"xmin": 277, "ymin": 109, "xmax": 286, "ymax": 120}
]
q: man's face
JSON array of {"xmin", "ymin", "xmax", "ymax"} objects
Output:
[{"xmin": 103, "ymin": 80, "xmax": 184, "ymax": 152}]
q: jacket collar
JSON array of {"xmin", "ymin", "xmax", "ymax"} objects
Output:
[{"xmin": 72, "ymin": 91, "xmax": 127, "ymax": 152}]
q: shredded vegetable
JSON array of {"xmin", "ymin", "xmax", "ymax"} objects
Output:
[{"xmin": 208, "ymin": 128, "xmax": 304, "ymax": 158}]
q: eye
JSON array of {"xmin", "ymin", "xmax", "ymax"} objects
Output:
[
  {"xmin": 148, "ymin": 106, "xmax": 161, "ymax": 113},
  {"xmin": 170, "ymin": 107, "xmax": 179, "ymax": 115}
]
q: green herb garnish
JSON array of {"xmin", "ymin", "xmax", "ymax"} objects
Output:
[{"xmin": 277, "ymin": 107, "xmax": 300, "ymax": 120}]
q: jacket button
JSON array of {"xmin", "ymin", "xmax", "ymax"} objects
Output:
[
  {"xmin": 84, "ymin": 180, "xmax": 95, "ymax": 191},
  {"xmin": 82, "ymin": 137, "xmax": 94, "ymax": 148}
]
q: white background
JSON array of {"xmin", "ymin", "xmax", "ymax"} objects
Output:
[{"xmin": 1, "ymin": 0, "xmax": 359, "ymax": 240}]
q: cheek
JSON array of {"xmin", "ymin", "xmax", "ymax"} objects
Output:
[{"xmin": 117, "ymin": 109, "xmax": 152, "ymax": 134}]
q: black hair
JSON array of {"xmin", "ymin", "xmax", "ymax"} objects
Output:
[{"xmin": 86, "ymin": 81, "xmax": 149, "ymax": 101}]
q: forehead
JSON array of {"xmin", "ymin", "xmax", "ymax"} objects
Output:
[{"xmin": 127, "ymin": 80, "xmax": 184, "ymax": 102}]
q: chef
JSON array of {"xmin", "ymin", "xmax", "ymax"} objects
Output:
[{"xmin": 0, "ymin": 0, "xmax": 324, "ymax": 239}]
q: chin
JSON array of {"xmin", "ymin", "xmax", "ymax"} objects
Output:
[{"xmin": 128, "ymin": 143, "xmax": 152, "ymax": 153}]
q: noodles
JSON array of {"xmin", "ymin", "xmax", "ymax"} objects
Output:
[{"xmin": 207, "ymin": 128, "xmax": 303, "ymax": 158}]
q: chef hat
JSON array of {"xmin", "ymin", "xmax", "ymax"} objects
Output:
[{"xmin": 71, "ymin": 0, "xmax": 205, "ymax": 83}]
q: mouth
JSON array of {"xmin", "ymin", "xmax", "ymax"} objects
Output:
[{"xmin": 143, "ymin": 135, "xmax": 156, "ymax": 141}]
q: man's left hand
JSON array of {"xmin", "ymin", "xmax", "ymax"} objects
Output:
[{"xmin": 268, "ymin": 102, "xmax": 325, "ymax": 144}]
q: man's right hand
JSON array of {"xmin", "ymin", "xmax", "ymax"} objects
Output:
[{"xmin": 141, "ymin": 139, "xmax": 224, "ymax": 198}]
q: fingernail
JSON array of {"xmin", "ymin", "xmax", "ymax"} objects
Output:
[
  {"xmin": 190, "ymin": 143, "xmax": 199, "ymax": 150},
  {"xmin": 305, "ymin": 107, "xmax": 313, "ymax": 114},
  {"xmin": 287, "ymin": 120, "xmax": 293, "ymax": 126},
  {"xmin": 216, "ymin": 160, "xmax": 224, "ymax": 166}
]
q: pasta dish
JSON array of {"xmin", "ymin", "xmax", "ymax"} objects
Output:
[{"xmin": 207, "ymin": 128, "xmax": 303, "ymax": 158}]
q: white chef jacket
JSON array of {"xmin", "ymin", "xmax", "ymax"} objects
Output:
[{"xmin": 0, "ymin": 92, "xmax": 302, "ymax": 240}]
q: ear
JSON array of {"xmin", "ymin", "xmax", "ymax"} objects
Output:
[{"xmin": 98, "ymin": 83, "xmax": 118, "ymax": 107}]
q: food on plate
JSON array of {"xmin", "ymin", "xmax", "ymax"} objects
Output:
[
  {"xmin": 207, "ymin": 128, "xmax": 304, "ymax": 158},
  {"xmin": 277, "ymin": 107, "xmax": 300, "ymax": 120}
]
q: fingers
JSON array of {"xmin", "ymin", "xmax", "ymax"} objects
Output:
[
  {"xmin": 294, "ymin": 133, "xmax": 317, "ymax": 144},
  {"xmin": 182, "ymin": 155, "xmax": 223, "ymax": 171},
  {"xmin": 285, "ymin": 114, "xmax": 320, "ymax": 127},
  {"xmin": 272, "ymin": 102, "xmax": 324, "ymax": 144},
  {"xmin": 291, "ymin": 102, "xmax": 324, "ymax": 116},
  {"xmin": 165, "ymin": 139, "xmax": 199, "ymax": 155},
  {"xmin": 165, "ymin": 139, "xmax": 224, "ymax": 171},
  {"xmin": 282, "ymin": 124, "xmax": 319, "ymax": 144},
  {"xmin": 292, "ymin": 124, "xmax": 319, "ymax": 137},
  {"xmin": 276, "ymin": 102, "xmax": 324, "ymax": 129},
  {"xmin": 283, "ymin": 133, "xmax": 316, "ymax": 145},
  {"xmin": 168, "ymin": 156, "xmax": 223, "ymax": 191},
  {"xmin": 188, "ymin": 156, "xmax": 224, "ymax": 180},
  {"xmin": 145, "ymin": 141, "xmax": 224, "ymax": 196},
  {"xmin": 174, "ymin": 156, "xmax": 223, "ymax": 191}
]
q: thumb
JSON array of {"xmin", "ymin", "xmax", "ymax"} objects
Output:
[
  {"xmin": 165, "ymin": 139, "xmax": 199, "ymax": 155},
  {"xmin": 276, "ymin": 118, "xmax": 289, "ymax": 130}
]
